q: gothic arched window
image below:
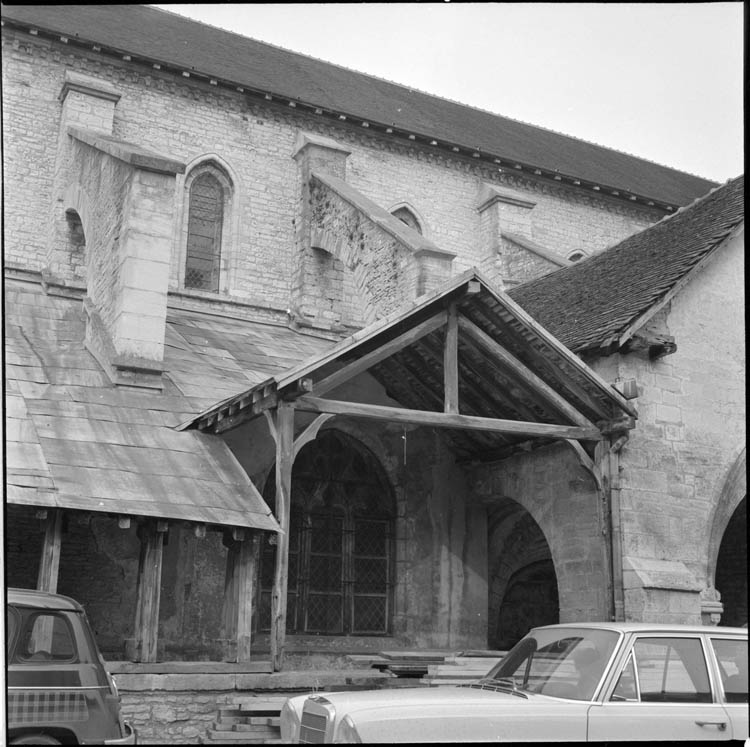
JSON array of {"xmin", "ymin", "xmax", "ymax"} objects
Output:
[
  {"xmin": 258, "ymin": 430, "xmax": 395, "ymax": 635},
  {"xmin": 391, "ymin": 206, "xmax": 422, "ymax": 235},
  {"xmin": 184, "ymin": 172, "xmax": 225, "ymax": 291}
]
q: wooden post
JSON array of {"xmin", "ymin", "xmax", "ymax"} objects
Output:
[
  {"xmin": 133, "ymin": 521, "xmax": 167, "ymax": 662},
  {"xmin": 444, "ymin": 303, "xmax": 459, "ymax": 413},
  {"xmin": 37, "ymin": 509, "xmax": 63, "ymax": 593},
  {"xmin": 236, "ymin": 531, "xmax": 261, "ymax": 663},
  {"xmin": 270, "ymin": 402, "xmax": 295, "ymax": 671},
  {"xmin": 221, "ymin": 533, "xmax": 240, "ymax": 646}
]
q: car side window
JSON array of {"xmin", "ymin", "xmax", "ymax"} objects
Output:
[
  {"xmin": 710, "ymin": 638, "xmax": 748, "ymax": 703},
  {"xmin": 17, "ymin": 612, "xmax": 77, "ymax": 663},
  {"xmin": 630, "ymin": 637, "xmax": 712, "ymax": 703},
  {"xmin": 611, "ymin": 652, "xmax": 638, "ymax": 701},
  {"xmin": 6, "ymin": 607, "xmax": 20, "ymax": 656}
]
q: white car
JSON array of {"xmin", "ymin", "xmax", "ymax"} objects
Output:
[{"xmin": 280, "ymin": 622, "xmax": 748, "ymax": 743}]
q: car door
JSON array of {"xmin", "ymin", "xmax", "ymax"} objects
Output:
[
  {"xmin": 708, "ymin": 636, "xmax": 748, "ymax": 741},
  {"xmin": 587, "ymin": 634, "xmax": 733, "ymax": 741}
]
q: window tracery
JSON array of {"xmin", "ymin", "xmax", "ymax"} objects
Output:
[{"xmin": 258, "ymin": 430, "xmax": 395, "ymax": 635}]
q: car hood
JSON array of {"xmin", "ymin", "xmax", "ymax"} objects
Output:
[{"xmin": 302, "ymin": 685, "xmax": 591, "ymax": 743}]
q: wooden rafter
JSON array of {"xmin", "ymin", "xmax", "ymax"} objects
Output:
[
  {"xmin": 458, "ymin": 315, "xmax": 599, "ymax": 429},
  {"xmin": 311, "ymin": 311, "xmax": 448, "ymax": 397},
  {"xmin": 296, "ymin": 396, "xmax": 601, "ymax": 440},
  {"xmin": 444, "ymin": 304, "xmax": 459, "ymax": 413},
  {"xmin": 419, "ymin": 333, "xmax": 543, "ymax": 424}
]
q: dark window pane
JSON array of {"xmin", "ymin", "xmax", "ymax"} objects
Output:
[
  {"xmin": 354, "ymin": 557, "xmax": 387, "ymax": 593},
  {"xmin": 306, "ymin": 594, "xmax": 342, "ymax": 633},
  {"xmin": 309, "ymin": 556, "xmax": 342, "ymax": 592},
  {"xmin": 185, "ymin": 173, "xmax": 223, "ymax": 291},
  {"xmin": 353, "ymin": 596, "xmax": 386, "ymax": 633},
  {"xmin": 354, "ymin": 520, "xmax": 386, "ymax": 556}
]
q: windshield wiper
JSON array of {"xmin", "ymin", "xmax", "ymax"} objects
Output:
[{"xmin": 461, "ymin": 677, "xmax": 529, "ymax": 698}]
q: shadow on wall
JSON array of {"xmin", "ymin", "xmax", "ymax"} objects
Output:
[
  {"xmin": 715, "ymin": 496, "xmax": 747, "ymax": 627},
  {"xmin": 488, "ymin": 499, "xmax": 559, "ymax": 650}
]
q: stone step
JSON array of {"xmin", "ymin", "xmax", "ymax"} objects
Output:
[
  {"xmin": 204, "ymin": 729, "xmax": 267, "ymax": 742},
  {"xmin": 233, "ymin": 717, "xmax": 280, "ymax": 729}
]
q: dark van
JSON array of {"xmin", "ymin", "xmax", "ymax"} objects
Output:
[{"xmin": 6, "ymin": 587, "xmax": 136, "ymax": 745}]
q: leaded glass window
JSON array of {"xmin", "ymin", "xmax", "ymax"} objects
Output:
[
  {"xmin": 258, "ymin": 431, "xmax": 395, "ymax": 635},
  {"xmin": 185, "ymin": 173, "xmax": 223, "ymax": 291}
]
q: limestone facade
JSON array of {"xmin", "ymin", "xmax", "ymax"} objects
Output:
[{"xmin": 3, "ymin": 25, "xmax": 659, "ymax": 328}]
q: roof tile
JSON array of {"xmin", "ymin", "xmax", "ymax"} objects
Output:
[{"xmin": 509, "ymin": 176, "xmax": 744, "ymax": 353}]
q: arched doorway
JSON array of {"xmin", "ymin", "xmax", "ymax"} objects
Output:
[
  {"xmin": 488, "ymin": 499, "xmax": 559, "ymax": 649},
  {"xmin": 258, "ymin": 430, "xmax": 395, "ymax": 635},
  {"xmin": 715, "ymin": 496, "xmax": 747, "ymax": 626}
]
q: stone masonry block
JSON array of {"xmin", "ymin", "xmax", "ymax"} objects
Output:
[{"xmin": 655, "ymin": 404, "xmax": 682, "ymax": 424}]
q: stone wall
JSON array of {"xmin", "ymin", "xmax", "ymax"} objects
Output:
[
  {"xmin": 473, "ymin": 442, "xmax": 610, "ymax": 629},
  {"xmin": 591, "ymin": 229, "xmax": 745, "ymax": 622},
  {"xmin": 3, "ymin": 25, "xmax": 662, "ymax": 314}
]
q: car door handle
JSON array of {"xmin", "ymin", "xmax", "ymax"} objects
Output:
[{"xmin": 695, "ymin": 720, "xmax": 727, "ymax": 731}]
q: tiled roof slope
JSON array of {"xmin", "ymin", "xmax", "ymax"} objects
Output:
[
  {"xmin": 3, "ymin": 277, "xmax": 331, "ymax": 528},
  {"xmin": 508, "ymin": 175, "xmax": 744, "ymax": 354},
  {"xmin": 1, "ymin": 4, "xmax": 717, "ymax": 206}
]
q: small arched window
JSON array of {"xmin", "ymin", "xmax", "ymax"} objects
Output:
[
  {"xmin": 185, "ymin": 172, "xmax": 224, "ymax": 291},
  {"xmin": 391, "ymin": 206, "xmax": 422, "ymax": 235},
  {"xmin": 567, "ymin": 250, "xmax": 586, "ymax": 263}
]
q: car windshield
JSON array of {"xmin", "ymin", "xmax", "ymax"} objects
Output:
[{"xmin": 484, "ymin": 627, "xmax": 621, "ymax": 701}]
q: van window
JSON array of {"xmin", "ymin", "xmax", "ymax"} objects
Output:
[
  {"xmin": 17, "ymin": 612, "xmax": 77, "ymax": 663},
  {"xmin": 6, "ymin": 607, "xmax": 19, "ymax": 656}
]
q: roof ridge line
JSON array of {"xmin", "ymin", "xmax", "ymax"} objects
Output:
[{"xmin": 644, "ymin": 174, "xmax": 744, "ymax": 229}]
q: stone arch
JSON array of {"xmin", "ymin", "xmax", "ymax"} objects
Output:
[
  {"xmin": 714, "ymin": 497, "xmax": 747, "ymax": 626},
  {"xmin": 61, "ymin": 183, "xmax": 95, "ymax": 284},
  {"xmin": 482, "ymin": 443, "xmax": 609, "ymax": 640},
  {"xmin": 706, "ymin": 447, "xmax": 747, "ymax": 626},
  {"xmin": 487, "ymin": 497, "xmax": 558, "ymax": 648},
  {"xmin": 257, "ymin": 428, "xmax": 396, "ymax": 635},
  {"xmin": 389, "ymin": 202, "xmax": 425, "ymax": 236},
  {"xmin": 175, "ymin": 154, "xmax": 241, "ymax": 293},
  {"xmin": 707, "ymin": 446, "xmax": 746, "ymax": 585}
]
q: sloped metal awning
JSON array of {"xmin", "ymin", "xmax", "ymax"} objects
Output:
[
  {"xmin": 5, "ymin": 278, "xmax": 280, "ymax": 532},
  {"xmin": 181, "ymin": 269, "xmax": 637, "ymax": 460}
]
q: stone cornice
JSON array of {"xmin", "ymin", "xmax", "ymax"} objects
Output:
[
  {"xmin": 68, "ymin": 126, "xmax": 186, "ymax": 174},
  {"xmin": 476, "ymin": 184, "xmax": 537, "ymax": 212},
  {"xmin": 59, "ymin": 69, "xmax": 121, "ymax": 103}
]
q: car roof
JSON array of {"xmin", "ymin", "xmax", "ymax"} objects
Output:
[
  {"xmin": 533, "ymin": 621, "xmax": 747, "ymax": 635},
  {"xmin": 7, "ymin": 587, "xmax": 84, "ymax": 612}
]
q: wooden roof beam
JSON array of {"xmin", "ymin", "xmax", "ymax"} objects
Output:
[
  {"xmin": 296, "ymin": 396, "xmax": 601, "ymax": 440},
  {"xmin": 444, "ymin": 304, "xmax": 459, "ymax": 413},
  {"xmin": 308, "ymin": 311, "xmax": 448, "ymax": 397},
  {"xmin": 457, "ymin": 315, "xmax": 599, "ymax": 430}
]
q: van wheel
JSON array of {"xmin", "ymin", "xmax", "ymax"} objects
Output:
[{"xmin": 11, "ymin": 736, "xmax": 61, "ymax": 744}]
